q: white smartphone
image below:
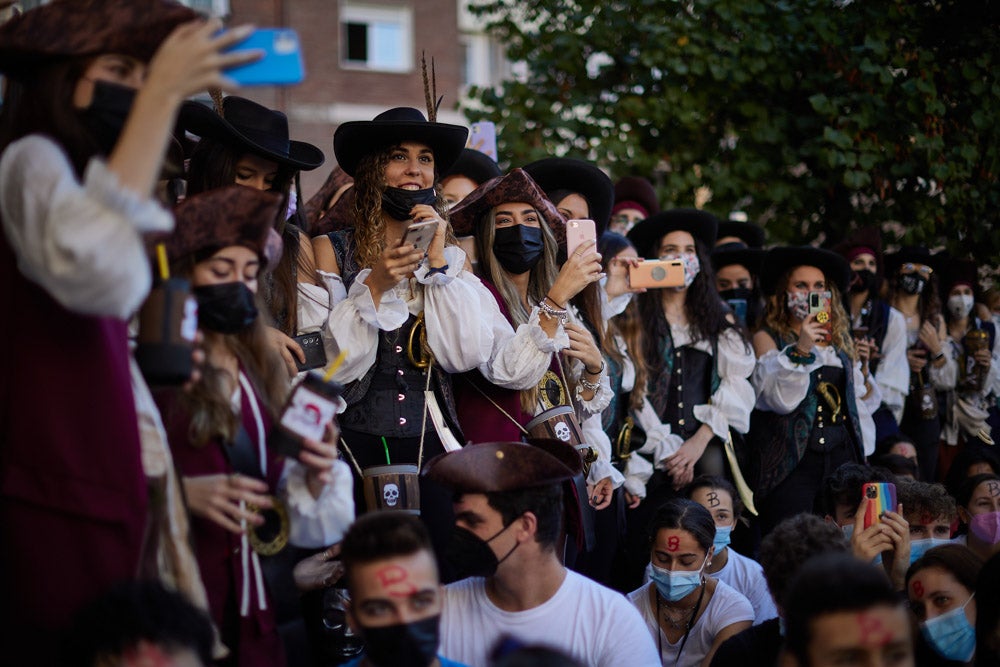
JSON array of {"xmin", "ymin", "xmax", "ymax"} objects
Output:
[{"xmin": 400, "ymin": 220, "xmax": 438, "ymax": 253}]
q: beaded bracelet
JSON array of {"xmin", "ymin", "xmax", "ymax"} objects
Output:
[
  {"xmin": 578, "ymin": 376, "xmax": 602, "ymax": 392},
  {"xmin": 539, "ymin": 299, "xmax": 569, "ymax": 324},
  {"xmin": 785, "ymin": 345, "xmax": 816, "ymax": 365}
]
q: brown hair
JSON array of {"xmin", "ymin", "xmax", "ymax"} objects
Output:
[{"xmin": 762, "ymin": 267, "xmax": 856, "ymax": 359}]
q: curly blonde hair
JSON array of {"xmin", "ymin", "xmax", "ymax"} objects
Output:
[
  {"xmin": 762, "ymin": 269, "xmax": 856, "ymax": 359},
  {"xmin": 349, "ymin": 145, "xmax": 455, "ymax": 270}
]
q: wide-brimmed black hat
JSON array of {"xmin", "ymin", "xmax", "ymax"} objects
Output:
[
  {"xmin": 448, "ymin": 168, "xmax": 566, "ymax": 241},
  {"xmin": 422, "ymin": 441, "xmax": 576, "ymax": 493},
  {"xmin": 626, "ymin": 208, "xmax": 719, "ymax": 259},
  {"xmin": 711, "ymin": 242, "xmax": 765, "ymax": 276},
  {"xmin": 884, "ymin": 246, "xmax": 936, "ymax": 276},
  {"xmin": 333, "ymin": 107, "xmax": 468, "ymax": 177},
  {"xmin": 523, "ymin": 158, "xmax": 614, "ymax": 234},
  {"xmin": 441, "ymin": 148, "xmax": 502, "ymax": 186},
  {"xmin": 760, "ymin": 246, "xmax": 851, "ymax": 296},
  {"xmin": 716, "ymin": 220, "xmax": 765, "ymax": 249},
  {"xmin": 180, "ymin": 96, "xmax": 325, "ymax": 171}
]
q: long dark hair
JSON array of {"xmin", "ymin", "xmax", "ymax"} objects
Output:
[
  {"xmin": 186, "ymin": 138, "xmax": 303, "ymax": 334},
  {"xmin": 598, "ymin": 232, "xmax": 647, "ymax": 410},
  {"xmin": 887, "ymin": 270, "xmax": 943, "ymax": 327},
  {"xmin": 0, "ymin": 58, "xmax": 103, "ymax": 177},
  {"xmin": 638, "ymin": 238, "xmax": 744, "ymax": 375}
]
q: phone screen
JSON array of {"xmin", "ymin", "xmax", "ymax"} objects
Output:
[{"xmin": 223, "ymin": 29, "xmax": 305, "ymax": 86}]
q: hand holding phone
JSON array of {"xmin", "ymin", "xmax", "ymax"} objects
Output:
[
  {"xmin": 566, "ymin": 219, "xmax": 597, "ymax": 259},
  {"xmin": 862, "ymin": 482, "xmax": 897, "ymax": 530},
  {"xmin": 223, "ymin": 28, "xmax": 304, "ymax": 86},
  {"xmin": 399, "ymin": 219, "xmax": 438, "ymax": 254}
]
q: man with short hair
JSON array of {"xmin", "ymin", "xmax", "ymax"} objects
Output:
[
  {"xmin": 425, "ymin": 442, "xmax": 659, "ymax": 667},
  {"xmin": 781, "ymin": 553, "xmax": 914, "ymax": 667},
  {"xmin": 339, "ymin": 512, "xmax": 469, "ymax": 667}
]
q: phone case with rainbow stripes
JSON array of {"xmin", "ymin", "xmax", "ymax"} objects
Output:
[{"xmin": 862, "ymin": 482, "xmax": 897, "ymax": 528}]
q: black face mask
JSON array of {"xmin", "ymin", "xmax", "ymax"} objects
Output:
[
  {"xmin": 193, "ymin": 282, "xmax": 258, "ymax": 333},
  {"xmin": 79, "ymin": 80, "xmax": 136, "ymax": 155},
  {"xmin": 719, "ymin": 287, "xmax": 752, "ymax": 302},
  {"xmin": 899, "ymin": 273, "xmax": 927, "ymax": 295},
  {"xmin": 359, "ymin": 615, "xmax": 440, "ymax": 667},
  {"xmin": 492, "ymin": 225, "xmax": 545, "ymax": 275},
  {"xmin": 444, "ymin": 524, "xmax": 519, "ymax": 580},
  {"xmin": 382, "ymin": 186, "xmax": 437, "ymax": 221},
  {"xmin": 850, "ymin": 269, "xmax": 878, "ymax": 294}
]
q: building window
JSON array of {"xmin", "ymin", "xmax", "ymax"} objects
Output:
[{"xmin": 340, "ymin": 4, "xmax": 413, "ymax": 73}]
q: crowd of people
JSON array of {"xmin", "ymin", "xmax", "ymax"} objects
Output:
[{"xmin": 1, "ymin": 2, "xmax": 999, "ymax": 667}]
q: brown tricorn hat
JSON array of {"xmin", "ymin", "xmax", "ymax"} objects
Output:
[
  {"xmin": 0, "ymin": 0, "xmax": 199, "ymax": 79},
  {"xmin": 167, "ymin": 185, "xmax": 283, "ymax": 266},
  {"xmin": 448, "ymin": 168, "xmax": 566, "ymax": 242},
  {"xmin": 422, "ymin": 441, "xmax": 576, "ymax": 493}
]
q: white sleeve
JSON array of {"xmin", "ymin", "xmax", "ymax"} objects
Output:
[
  {"xmin": 296, "ymin": 281, "xmax": 332, "ymax": 334},
  {"xmin": 873, "ymin": 308, "xmax": 910, "ymax": 411},
  {"xmin": 623, "ymin": 453, "xmax": 653, "ymax": 498},
  {"xmin": 580, "ymin": 413, "xmax": 625, "ymax": 488},
  {"xmin": 930, "ymin": 341, "xmax": 959, "ymax": 390},
  {"xmin": 692, "ymin": 328, "xmax": 756, "ymax": 438},
  {"xmin": 317, "ymin": 268, "xmax": 409, "ymax": 383},
  {"xmin": 632, "ymin": 397, "xmax": 684, "ymax": 468},
  {"xmin": 855, "ymin": 362, "xmax": 881, "ymax": 457},
  {"xmin": 416, "ymin": 246, "xmax": 495, "ymax": 373},
  {"xmin": 0, "ymin": 135, "xmax": 172, "ymax": 318},
  {"xmin": 479, "ymin": 305, "xmax": 569, "ymax": 390},
  {"xmin": 281, "ymin": 459, "xmax": 355, "ymax": 548},
  {"xmin": 753, "ymin": 346, "xmax": 822, "ymax": 414}
]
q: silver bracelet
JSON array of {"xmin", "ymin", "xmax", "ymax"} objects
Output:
[
  {"xmin": 578, "ymin": 376, "xmax": 602, "ymax": 392},
  {"xmin": 539, "ymin": 300, "xmax": 568, "ymax": 324}
]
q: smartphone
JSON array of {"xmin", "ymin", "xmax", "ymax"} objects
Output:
[
  {"xmin": 292, "ymin": 332, "xmax": 327, "ymax": 372},
  {"xmin": 809, "ymin": 290, "xmax": 832, "ymax": 341},
  {"xmin": 400, "ymin": 219, "xmax": 438, "ymax": 253},
  {"xmin": 726, "ymin": 298, "xmax": 748, "ymax": 325},
  {"xmin": 566, "ymin": 219, "xmax": 597, "ymax": 258},
  {"xmin": 862, "ymin": 482, "xmax": 897, "ymax": 529},
  {"xmin": 223, "ymin": 28, "xmax": 305, "ymax": 86},
  {"xmin": 628, "ymin": 259, "xmax": 685, "ymax": 289}
]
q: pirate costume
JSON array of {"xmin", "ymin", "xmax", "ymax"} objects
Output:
[
  {"xmin": 750, "ymin": 247, "xmax": 880, "ymax": 534},
  {"xmin": 156, "ymin": 187, "xmax": 354, "ymax": 667}
]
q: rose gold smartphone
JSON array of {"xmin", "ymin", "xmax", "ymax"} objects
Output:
[
  {"xmin": 628, "ymin": 259, "xmax": 685, "ymax": 289},
  {"xmin": 566, "ymin": 219, "xmax": 597, "ymax": 258}
]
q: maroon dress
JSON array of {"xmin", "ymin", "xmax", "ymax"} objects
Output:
[
  {"xmin": 0, "ymin": 232, "xmax": 149, "ymax": 664},
  {"xmin": 156, "ymin": 372, "xmax": 287, "ymax": 667}
]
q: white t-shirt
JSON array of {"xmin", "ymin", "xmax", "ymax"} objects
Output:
[
  {"xmin": 714, "ymin": 549, "xmax": 778, "ymax": 625},
  {"xmin": 440, "ymin": 570, "xmax": 660, "ymax": 667},
  {"xmin": 628, "ymin": 580, "xmax": 754, "ymax": 667}
]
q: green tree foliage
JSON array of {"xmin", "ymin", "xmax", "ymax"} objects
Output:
[{"xmin": 463, "ymin": 0, "xmax": 1000, "ymax": 264}]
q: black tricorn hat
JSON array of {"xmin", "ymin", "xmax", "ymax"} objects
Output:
[
  {"xmin": 448, "ymin": 168, "xmax": 566, "ymax": 241},
  {"xmin": 333, "ymin": 107, "xmax": 468, "ymax": 178},
  {"xmin": 523, "ymin": 157, "xmax": 614, "ymax": 234},
  {"xmin": 180, "ymin": 96, "xmax": 325, "ymax": 171},
  {"xmin": 626, "ymin": 208, "xmax": 719, "ymax": 259},
  {"xmin": 422, "ymin": 441, "xmax": 576, "ymax": 493},
  {"xmin": 441, "ymin": 148, "xmax": 502, "ymax": 186},
  {"xmin": 716, "ymin": 220, "xmax": 765, "ymax": 249},
  {"xmin": 759, "ymin": 246, "xmax": 851, "ymax": 296},
  {"xmin": 711, "ymin": 242, "xmax": 765, "ymax": 276}
]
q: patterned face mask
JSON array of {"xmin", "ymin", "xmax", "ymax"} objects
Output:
[
  {"xmin": 786, "ymin": 291, "xmax": 810, "ymax": 320},
  {"xmin": 660, "ymin": 252, "xmax": 700, "ymax": 289}
]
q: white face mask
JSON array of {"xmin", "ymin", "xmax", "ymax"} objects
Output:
[{"xmin": 947, "ymin": 294, "xmax": 974, "ymax": 319}]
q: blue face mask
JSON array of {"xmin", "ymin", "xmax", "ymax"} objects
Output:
[
  {"xmin": 921, "ymin": 594, "xmax": 976, "ymax": 662},
  {"xmin": 713, "ymin": 525, "xmax": 732, "ymax": 553},
  {"xmin": 649, "ymin": 557, "xmax": 707, "ymax": 602},
  {"xmin": 909, "ymin": 538, "xmax": 952, "ymax": 564}
]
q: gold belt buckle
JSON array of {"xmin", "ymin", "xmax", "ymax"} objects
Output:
[{"xmin": 247, "ymin": 495, "xmax": 290, "ymax": 556}]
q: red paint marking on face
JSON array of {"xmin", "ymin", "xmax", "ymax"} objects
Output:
[
  {"xmin": 707, "ymin": 491, "xmax": 720, "ymax": 508},
  {"xmin": 857, "ymin": 611, "xmax": 894, "ymax": 648},
  {"xmin": 920, "ymin": 511, "xmax": 933, "ymax": 525},
  {"xmin": 667, "ymin": 536, "xmax": 680, "ymax": 551},
  {"xmin": 911, "ymin": 580, "xmax": 925, "ymax": 600},
  {"xmin": 375, "ymin": 564, "xmax": 418, "ymax": 598}
]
